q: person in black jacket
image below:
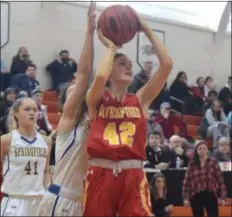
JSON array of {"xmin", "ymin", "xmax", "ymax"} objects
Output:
[
  {"xmin": 163, "ymin": 135, "xmax": 189, "ymax": 168},
  {"xmin": 46, "ymin": 50, "xmax": 78, "ymax": 93},
  {"xmin": 218, "ymin": 76, "xmax": 232, "ymax": 115},
  {"xmin": 150, "ymin": 173, "xmax": 173, "ymax": 217},
  {"xmin": 10, "ymin": 46, "xmax": 33, "ymax": 76},
  {"xmin": 145, "ymin": 131, "xmax": 169, "ymax": 169}
]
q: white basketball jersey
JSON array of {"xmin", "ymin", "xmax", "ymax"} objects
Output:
[
  {"xmin": 2, "ymin": 130, "xmax": 48, "ymax": 196},
  {"xmin": 53, "ymin": 115, "xmax": 89, "ymax": 192}
]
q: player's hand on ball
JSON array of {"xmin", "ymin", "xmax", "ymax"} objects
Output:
[
  {"xmin": 97, "ymin": 28, "xmax": 121, "ymax": 50},
  {"xmin": 87, "ymin": 2, "xmax": 96, "ymax": 34}
]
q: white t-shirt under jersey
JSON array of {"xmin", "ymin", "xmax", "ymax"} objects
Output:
[
  {"xmin": 52, "ymin": 115, "xmax": 89, "ymax": 197},
  {"xmin": 2, "ymin": 130, "xmax": 48, "ymax": 196}
]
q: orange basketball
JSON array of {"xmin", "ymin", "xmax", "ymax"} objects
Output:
[{"xmin": 98, "ymin": 5, "xmax": 140, "ymax": 46}]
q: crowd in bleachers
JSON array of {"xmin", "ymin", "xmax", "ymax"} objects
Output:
[{"xmin": 0, "ymin": 47, "xmax": 232, "ymax": 217}]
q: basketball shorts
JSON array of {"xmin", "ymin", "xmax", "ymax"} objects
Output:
[
  {"xmin": 37, "ymin": 190, "xmax": 82, "ymax": 216},
  {"xmin": 1, "ymin": 195, "xmax": 41, "ymax": 216},
  {"xmin": 82, "ymin": 167, "xmax": 153, "ymax": 216}
]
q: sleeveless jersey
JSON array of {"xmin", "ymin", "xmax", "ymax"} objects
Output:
[
  {"xmin": 52, "ymin": 115, "xmax": 89, "ymax": 191},
  {"xmin": 2, "ymin": 130, "xmax": 48, "ymax": 196},
  {"xmin": 86, "ymin": 91, "xmax": 147, "ymax": 161}
]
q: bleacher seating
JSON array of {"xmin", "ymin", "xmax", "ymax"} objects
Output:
[
  {"xmin": 43, "ymin": 100, "xmax": 59, "ymax": 113},
  {"xmin": 171, "ymin": 206, "xmax": 232, "ymax": 216}
]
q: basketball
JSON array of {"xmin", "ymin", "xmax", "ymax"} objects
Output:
[{"xmin": 97, "ymin": 5, "xmax": 140, "ymax": 46}]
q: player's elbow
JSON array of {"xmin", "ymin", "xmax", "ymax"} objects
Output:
[{"xmin": 160, "ymin": 55, "xmax": 173, "ymax": 73}]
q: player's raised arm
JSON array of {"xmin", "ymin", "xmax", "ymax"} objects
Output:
[
  {"xmin": 86, "ymin": 30, "xmax": 119, "ymax": 118},
  {"xmin": 58, "ymin": 3, "xmax": 96, "ymax": 133},
  {"xmin": 136, "ymin": 19, "xmax": 173, "ymax": 114}
]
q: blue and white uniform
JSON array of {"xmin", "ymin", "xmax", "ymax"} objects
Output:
[
  {"xmin": 37, "ymin": 116, "xmax": 89, "ymax": 216},
  {"xmin": 1, "ymin": 130, "xmax": 48, "ymax": 216}
]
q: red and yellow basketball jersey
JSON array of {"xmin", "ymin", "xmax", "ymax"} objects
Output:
[{"xmin": 86, "ymin": 90, "xmax": 146, "ymax": 161}]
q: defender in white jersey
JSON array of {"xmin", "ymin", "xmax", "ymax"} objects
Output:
[
  {"xmin": 0, "ymin": 97, "xmax": 52, "ymax": 216},
  {"xmin": 37, "ymin": 3, "xmax": 95, "ymax": 216}
]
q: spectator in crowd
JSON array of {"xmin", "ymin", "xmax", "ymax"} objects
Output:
[
  {"xmin": 150, "ymin": 173, "xmax": 173, "ymax": 217},
  {"xmin": 202, "ymin": 90, "xmax": 218, "ymax": 114},
  {"xmin": 164, "ymin": 135, "xmax": 189, "ymax": 169},
  {"xmin": 0, "ymin": 88, "xmax": 16, "ymax": 135},
  {"xmin": 199, "ymin": 100, "xmax": 231, "ymax": 148},
  {"xmin": 212, "ymin": 137, "xmax": 231, "ymax": 162},
  {"xmin": 152, "ymin": 83, "xmax": 170, "ymax": 111},
  {"xmin": 147, "ymin": 109, "xmax": 165, "ymax": 143},
  {"xmin": 183, "ymin": 140, "xmax": 227, "ymax": 217},
  {"xmin": 204, "ymin": 76, "xmax": 215, "ymax": 97},
  {"xmin": 191, "ymin": 77, "xmax": 205, "ymax": 100},
  {"xmin": 10, "ymin": 46, "xmax": 33, "ymax": 76},
  {"xmin": 0, "ymin": 87, "xmax": 16, "ymax": 118},
  {"xmin": 218, "ymin": 76, "xmax": 232, "ymax": 115},
  {"xmin": 46, "ymin": 50, "xmax": 77, "ymax": 93},
  {"xmin": 128, "ymin": 61, "xmax": 153, "ymax": 93},
  {"xmin": 145, "ymin": 131, "xmax": 169, "ymax": 169},
  {"xmin": 191, "ymin": 77, "xmax": 206, "ymax": 114},
  {"xmin": 155, "ymin": 102, "xmax": 187, "ymax": 139},
  {"xmin": 10, "ymin": 64, "xmax": 40, "ymax": 95},
  {"xmin": 31, "ymin": 87, "xmax": 52, "ymax": 135},
  {"xmin": 1, "ymin": 59, "xmax": 11, "ymax": 91},
  {"xmin": 169, "ymin": 71, "xmax": 190, "ymax": 112}
]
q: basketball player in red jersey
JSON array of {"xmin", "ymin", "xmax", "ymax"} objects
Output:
[{"xmin": 82, "ymin": 16, "xmax": 173, "ymax": 216}]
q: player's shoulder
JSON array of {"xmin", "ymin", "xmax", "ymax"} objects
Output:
[{"xmin": 0, "ymin": 133, "xmax": 12, "ymax": 145}]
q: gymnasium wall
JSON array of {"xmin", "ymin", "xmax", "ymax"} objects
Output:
[{"xmin": 1, "ymin": 1, "xmax": 231, "ymax": 89}]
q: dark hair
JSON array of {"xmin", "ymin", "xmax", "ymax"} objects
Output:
[
  {"xmin": 149, "ymin": 131, "xmax": 161, "ymax": 137},
  {"xmin": 150, "ymin": 173, "xmax": 167, "ymax": 199},
  {"xmin": 192, "ymin": 140, "xmax": 208, "ymax": 165},
  {"xmin": 176, "ymin": 71, "xmax": 186, "ymax": 80},
  {"xmin": 208, "ymin": 90, "xmax": 218, "ymax": 97},
  {"xmin": 229, "ymin": 76, "xmax": 232, "ymax": 80},
  {"xmin": 204, "ymin": 76, "xmax": 213, "ymax": 84},
  {"xmin": 114, "ymin": 53, "xmax": 125, "ymax": 60},
  {"xmin": 196, "ymin": 77, "xmax": 204, "ymax": 84},
  {"xmin": 59, "ymin": 50, "xmax": 69, "ymax": 56},
  {"xmin": 26, "ymin": 63, "xmax": 37, "ymax": 71}
]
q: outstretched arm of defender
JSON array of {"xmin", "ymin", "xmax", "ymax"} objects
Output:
[
  {"xmin": 137, "ymin": 20, "xmax": 173, "ymax": 115},
  {"xmin": 58, "ymin": 3, "xmax": 96, "ymax": 133},
  {"xmin": 86, "ymin": 30, "xmax": 119, "ymax": 118}
]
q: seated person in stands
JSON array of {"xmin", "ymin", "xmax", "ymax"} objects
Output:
[
  {"xmin": 212, "ymin": 137, "xmax": 231, "ymax": 162},
  {"xmin": 145, "ymin": 131, "xmax": 169, "ymax": 169},
  {"xmin": 155, "ymin": 102, "xmax": 187, "ymax": 139},
  {"xmin": 31, "ymin": 87, "xmax": 52, "ymax": 135},
  {"xmin": 147, "ymin": 109, "xmax": 165, "ymax": 143},
  {"xmin": 190, "ymin": 77, "xmax": 205, "ymax": 114},
  {"xmin": 202, "ymin": 89, "xmax": 218, "ymax": 114},
  {"xmin": 204, "ymin": 76, "xmax": 215, "ymax": 97},
  {"xmin": 10, "ymin": 64, "xmax": 40, "ymax": 95},
  {"xmin": 150, "ymin": 173, "xmax": 173, "ymax": 217},
  {"xmin": 169, "ymin": 71, "xmax": 190, "ymax": 112},
  {"xmin": 199, "ymin": 100, "xmax": 231, "ymax": 148},
  {"xmin": 218, "ymin": 76, "xmax": 232, "ymax": 115},
  {"xmin": 163, "ymin": 135, "xmax": 189, "ymax": 169},
  {"xmin": 46, "ymin": 50, "xmax": 77, "ymax": 93}
]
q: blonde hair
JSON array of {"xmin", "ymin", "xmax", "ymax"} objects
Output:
[{"xmin": 7, "ymin": 107, "xmax": 17, "ymax": 131}]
